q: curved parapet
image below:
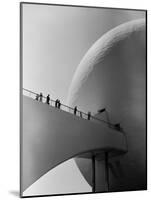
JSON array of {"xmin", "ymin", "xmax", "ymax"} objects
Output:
[{"xmin": 21, "ymin": 96, "xmax": 127, "ymax": 193}]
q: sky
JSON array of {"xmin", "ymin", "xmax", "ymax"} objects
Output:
[
  {"xmin": 22, "ymin": 3, "xmax": 145, "ymax": 195},
  {"xmin": 22, "ymin": 3, "xmax": 145, "ymax": 104}
]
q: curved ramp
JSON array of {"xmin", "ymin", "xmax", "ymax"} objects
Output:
[{"xmin": 21, "ymin": 96, "xmax": 127, "ymax": 192}]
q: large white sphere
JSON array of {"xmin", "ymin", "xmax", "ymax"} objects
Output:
[{"xmin": 67, "ymin": 19, "xmax": 146, "ymax": 191}]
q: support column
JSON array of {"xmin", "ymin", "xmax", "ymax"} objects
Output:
[
  {"xmin": 92, "ymin": 155, "xmax": 96, "ymax": 193},
  {"xmin": 105, "ymin": 152, "xmax": 109, "ymax": 191}
]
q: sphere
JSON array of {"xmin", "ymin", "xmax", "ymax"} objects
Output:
[{"xmin": 67, "ymin": 19, "xmax": 146, "ymax": 191}]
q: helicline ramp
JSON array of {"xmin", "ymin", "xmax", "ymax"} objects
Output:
[{"xmin": 21, "ymin": 96, "xmax": 127, "ymax": 193}]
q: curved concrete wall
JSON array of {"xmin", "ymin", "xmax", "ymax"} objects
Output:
[{"xmin": 21, "ymin": 96, "xmax": 127, "ymax": 193}]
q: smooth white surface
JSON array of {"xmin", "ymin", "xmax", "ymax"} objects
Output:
[
  {"xmin": 67, "ymin": 18, "xmax": 146, "ymax": 191},
  {"xmin": 22, "ymin": 5, "xmax": 144, "ymax": 196},
  {"xmin": 0, "ymin": 1, "xmax": 150, "ymax": 200},
  {"xmin": 24, "ymin": 159, "xmax": 91, "ymax": 196},
  {"xmin": 22, "ymin": 96, "xmax": 126, "ymax": 193},
  {"xmin": 67, "ymin": 18, "xmax": 145, "ymax": 111},
  {"xmin": 22, "ymin": 4, "xmax": 144, "ymax": 104}
]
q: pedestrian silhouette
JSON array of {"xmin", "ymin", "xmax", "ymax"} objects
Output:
[
  {"xmin": 35, "ymin": 94, "xmax": 39, "ymax": 101},
  {"xmin": 46, "ymin": 94, "xmax": 50, "ymax": 104},
  {"xmin": 55, "ymin": 99, "xmax": 58, "ymax": 108},
  {"xmin": 74, "ymin": 106, "xmax": 77, "ymax": 115},
  {"xmin": 88, "ymin": 111, "xmax": 91, "ymax": 120},
  {"xmin": 58, "ymin": 100, "xmax": 61, "ymax": 109},
  {"xmin": 39, "ymin": 93, "xmax": 43, "ymax": 102}
]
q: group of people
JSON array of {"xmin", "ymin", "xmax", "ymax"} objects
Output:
[
  {"xmin": 35, "ymin": 92, "xmax": 91, "ymax": 120},
  {"xmin": 55, "ymin": 99, "xmax": 61, "ymax": 109},
  {"xmin": 34, "ymin": 92, "xmax": 121, "ymax": 130},
  {"xmin": 73, "ymin": 106, "xmax": 91, "ymax": 120},
  {"xmin": 35, "ymin": 93, "xmax": 61, "ymax": 108},
  {"xmin": 35, "ymin": 93, "xmax": 50, "ymax": 104}
]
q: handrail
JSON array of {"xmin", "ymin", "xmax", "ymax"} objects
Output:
[{"xmin": 22, "ymin": 88, "xmax": 122, "ymax": 130}]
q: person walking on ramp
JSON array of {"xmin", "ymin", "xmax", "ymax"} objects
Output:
[
  {"xmin": 35, "ymin": 94, "xmax": 39, "ymax": 101},
  {"xmin": 58, "ymin": 100, "xmax": 61, "ymax": 109},
  {"xmin": 46, "ymin": 94, "xmax": 50, "ymax": 104},
  {"xmin": 88, "ymin": 111, "xmax": 91, "ymax": 120},
  {"xmin": 39, "ymin": 93, "xmax": 43, "ymax": 102},
  {"xmin": 74, "ymin": 106, "xmax": 77, "ymax": 115},
  {"xmin": 55, "ymin": 99, "xmax": 58, "ymax": 108}
]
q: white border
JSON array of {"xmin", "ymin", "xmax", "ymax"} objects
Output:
[{"xmin": 0, "ymin": 0, "xmax": 150, "ymax": 199}]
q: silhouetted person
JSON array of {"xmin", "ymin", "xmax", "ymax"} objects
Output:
[
  {"xmin": 39, "ymin": 93, "xmax": 43, "ymax": 102},
  {"xmin": 55, "ymin": 99, "xmax": 59, "ymax": 108},
  {"xmin": 58, "ymin": 100, "xmax": 61, "ymax": 109},
  {"xmin": 46, "ymin": 94, "xmax": 50, "ymax": 104},
  {"xmin": 74, "ymin": 106, "xmax": 77, "ymax": 115},
  {"xmin": 35, "ymin": 94, "xmax": 39, "ymax": 101},
  {"xmin": 88, "ymin": 111, "xmax": 91, "ymax": 120}
]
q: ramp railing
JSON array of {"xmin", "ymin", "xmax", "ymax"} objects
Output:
[{"xmin": 23, "ymin": 88, "xmax": 123, "ymax": 131}]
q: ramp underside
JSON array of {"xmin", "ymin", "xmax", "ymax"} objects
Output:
[{"xmin": 21, "ymin": 96, "xmax": 127, "ymax": 193}]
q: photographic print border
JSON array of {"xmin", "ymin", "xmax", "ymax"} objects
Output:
[{"xmin": 20, "ymin": 2, "xmax": 147, "ymax": 198}]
